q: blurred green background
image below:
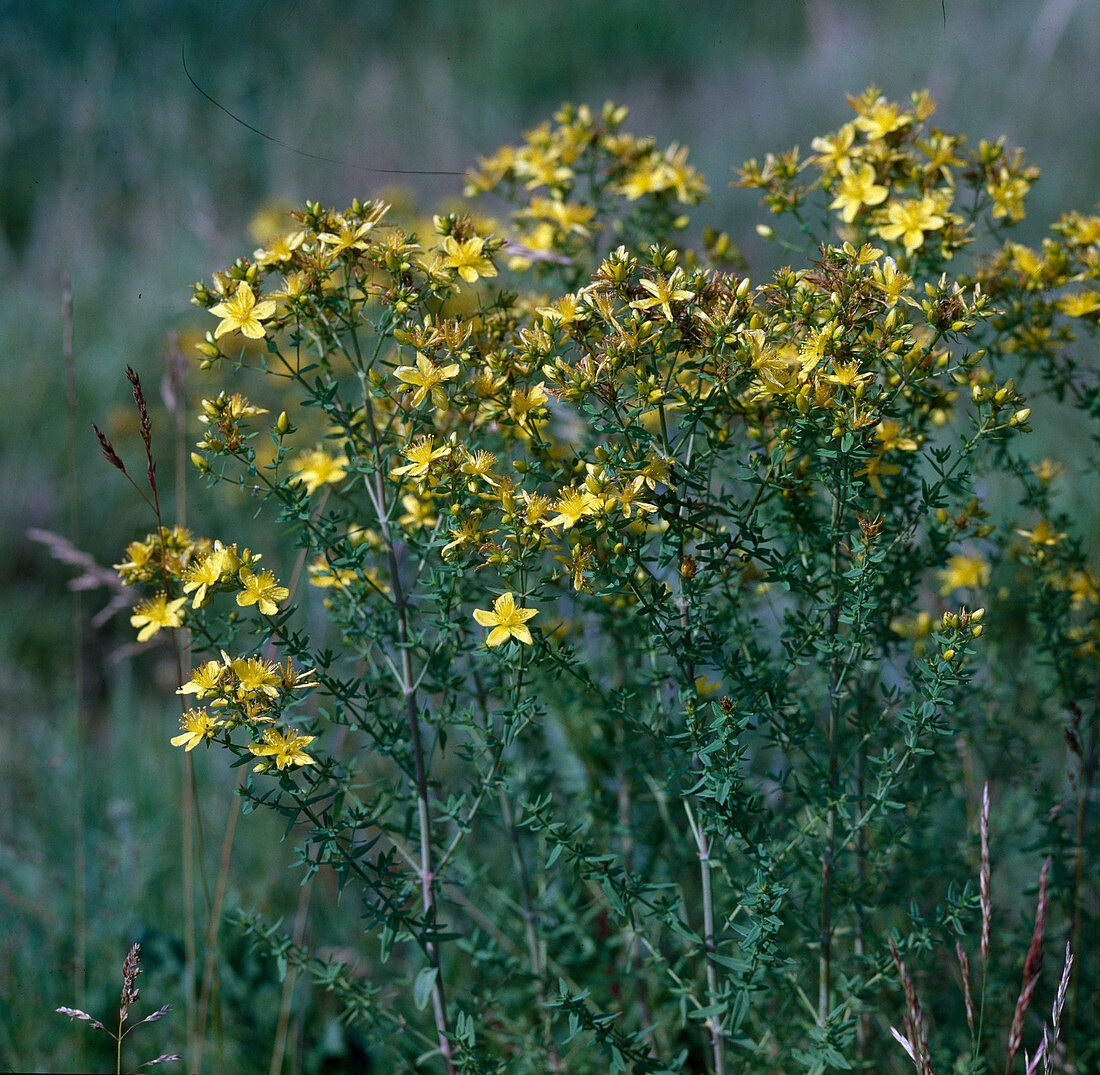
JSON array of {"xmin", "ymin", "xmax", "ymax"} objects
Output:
[{"xmin": 3, "ymin": 1, "xmax": 1098, "ymax": 1070}]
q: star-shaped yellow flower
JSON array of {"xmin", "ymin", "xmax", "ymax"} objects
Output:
[
  {"xmin": 876, "ymin": 196, "xmax": 947, "ymax": 255},
  {"xmin": 231, "ymin": 656, "xmax": 284, "ymax": 700},
  {"xmin": 236, "ymin": 568, "xmax": 289, "ymax": 616},
  {"xmin": 291, "ymin": 449, "xmax": 348, "ymax": 495},
  {"xmin": 938, "ymin": 553, "xmax": 990, "ymax": 596},
  {"xmin": 394, "ymin": 355, "xmax": 461, "ymax": 409},
  {"xmin": 391, "ymin": 435, "xmax": 451, "ymax": 479},
  {"xmin": 130, "ymin": 593, "xmax": 188, "ymax": 641},
  {"xmin": 177, "ymin": 659, "xmax": 226, "ymax": 699},
  {"xmin": 543, "ymin": 488, "xmax": 596, "ymax": 530},
  {"xmin": 633, "ymin": 270, "xmax": 693, "ymax": 322},
  {"xmin": 248, "ymin": 727, "xmax": 316, "ymax": 770},
  {"xmin": 171, "ymin": 708, "xmax": 224, "ymax": 751},
  {"xmin": 1057, "ymin": 291, "xmax": 1100, "ymax": 318},
  {"xmin": 829, "ymin": 163, "xmax": 889, "ymax": 224},
  {"xmin": 473, "ymin": 592, "xmax": 538, "ymax": 647},
  {"xmin": 1015, "ymin": 520, "xmax": 1066, "ymax": 547},
  {"xmin": 441, "ymin": 236, "xmax": 498, "ymax": 283},
  {"xmin": 209, "ymin": 282, "xmax": 277, "ymax": 339}
]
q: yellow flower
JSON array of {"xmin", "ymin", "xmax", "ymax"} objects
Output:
[
  {"xmin": 821, "ymin": 360, "xmax": 872, "ymax": 390},
  {"xmin": 938, "ymin": 554, "xmax": 990, "ymax": 596},
  {"xmin": 307, "ymin": 558, "xmax": 357, "ymax": 590},
  {"xmin": 876, "ymin": 420, "xmax": 919, "ymax": 452},
  {"xmin": 1056, "ymin": 291, "xmax": 1100, "ymax": 317},
  {"xmin": 857, "ymin": 453, "xmax": 902, "ymax": 498},
  {"xmin": 130, "ymin": 593, "xmax": 187, "ymax": 641},
  {"xmin": 890, "ymin": 610, "xmax": 934, "ymax": 640},
  {"xmin": 199, "ymin": 393, "xmax": 268, "ymax": 425},
  {"xmin": 618, "ymin": 159, "xmax": 664, "ymax": 200},
  {"xmin": 614, "ymin": 477, "xmax": 657, "ymax": 518},
  {"xmin": 809, "ymin": 122, "xmax": 857, "ymax": 172},
  {"xmin": 291, "ymin": 449, "xmax": 349, "ymax": 495},
  {"xmin": 988, "ymin": 169, "xmax": 1029, "ymax": 223},
  {"xmin": 181, "ymin": 555, "xmax": 223, "ymax": 608},
  {"xmin": 398, "ymin": 493, "xmax": 437, "ymax": 530},
  {"xmin": 473, "ymin": 592, "xmax": 539, "ymax": 647},
  {"xmin": 635, "ymin": 453, "xmax": 674, "ymax": 491},
  {"xmin": 254, "ymin": 230, "xmax": 305, "ymax": 268},
  {"xmin": 872, "ymin": 257, "xmax": 913, "ymax": 308},
  {"xmin": 1030, "ymin": 459, "xmax": 1064, "ymax": 484},
  {"xmin": 248, "ymin": 727, "xmax": 316, "ymax": 770},
  {"xmin": 877, "ymin": 196, "xmax": 947, "ymax": 254},
  {"xmin": 1010, "ymin": 243, "xmax": 1043, "ymax": 279},
  {"xmin": 114, "ymin": 538, "xmax": 157, "ymax": 582},
  {"xmin": 554, "ymin": 545, "xmax": 595, "ymax": 592},
  {"xmin": 236, "ymin": 568, "xmax": 289, "ymax": 616},
  {"xmin": 394, "ymin": 355, "xmax": 461, "ymax": 409},
  {"xmin": 441, "ymin": 235, "xmax": 497, "ymax": 283},
  {"xmin": 177, "ymin": 659, "xmax": 226, "ymax": 699},
  {"xmin": 797, "ymin": 328, "xmax": 831, "ymax": 376},
  {"xmin": 231, "ymin": 656, "xmax": 284, "ymax": 700},
  {"xmin": 633, "ymin": 269, "xmax": 694, "ymax": 322},
  {"xmin": 829, "ymin": 163, "xmax": 889, "ymax": 224},
  {"xmin": 1065, "ymin": 569, "xmax": 1099, "ymax": 609},
  {"xmin": 460, "ymin": 448, "xmax": 500, "ymax": 488},
  {"xmin": 316, "ymin": 219, "xmax": 374, "ymax": 254},
  {"xmin": 209, "ymin": 282, "xmax": 277, "ymax": 340},
  {"xmin": 657, "ymin": 143, "xmax": 708, "ymax": 202},
  {"xmin": 181, "ymin": 542, "xmax": 240, "ymax": 608},
  {"xmin": 523, "ymin": 196, "xmax": 597, "ymax": 236},
  {"xmin": 543, "ymin": 488, "xmax": 596, "ymax": 530},
  {"xmin": 171, "ymin": 708, "xmax": 223, "ymax": 751},
  {"xmin": 520, "ymin": 492, "xmax": 551, "ymax": 526},
  {"xmin": 442, "ymin": 518, "xmax": 491, "ymax": 559},
  {"xmin": 391, "ymin": 435, "xmax": 451, "ymax": 479},
  {"xmin": 1015, "ymin": 520, "xmax": 1066, "ymax": 547},
  {"xmin": 277, "ymin": 659, "xmax": 318, "ymax": 693},
  {"xmin": 508, "ymin": 383, "xmax": 550, "ymax": 424},
  {"xmin": 852, "ymin": 96, "xmax": 909, "ymax": 140}
]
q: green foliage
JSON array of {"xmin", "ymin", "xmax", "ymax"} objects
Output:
[{"xmin": 109, "ymin": 93, "xmax": 1097, "ymax": 1072}]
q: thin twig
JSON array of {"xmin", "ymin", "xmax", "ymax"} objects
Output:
[{"xmin": 62, "ymin": 272, "xmax": 88, "ymax": 1070}]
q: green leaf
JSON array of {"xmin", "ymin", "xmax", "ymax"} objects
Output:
[{"xmin": 413, "ymin": 966, "xmax": 438, "ymax": 1012}]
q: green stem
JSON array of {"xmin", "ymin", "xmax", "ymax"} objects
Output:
[{"xmin": 819, "ymin": 478, "xmax": 845, "ymax": 1027}]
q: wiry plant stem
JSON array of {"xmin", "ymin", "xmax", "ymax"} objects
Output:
[
  {"xmin": 62, "ymin": 273, "xmax": 88, "ymax": 1067},
  {"xmin": 359, "ymin": 373, "xmax": 453, "ymax": 1073},
  {"xmin": 686, "ymin": 802, "xmax": 726, "ymax": 1075},
  {"xmin": 617, "ymin": 757, "xmax": 659, "ymax": 1057},
  {"xmin": 390, "ymin": 550, "xmax": 454, "ymax": 1073},
  {"xmin": 499, "ymin": 785, "xmax": 563, "ymax": 1072},
  {"xmin": 820, "ymin": 481, "xmax": 845, "ymax": 1027}
]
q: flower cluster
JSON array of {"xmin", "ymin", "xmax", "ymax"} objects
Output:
[
  {"xmin": 172, "ymin": 651, "xmax": 316, "ymax": 769},
  {"xmin": 113, "ymin": 527, "xmax": 308, "ymax": 768},
  {"xmin": 465, "ymin": 102, "xmax": 706, "ymax": 275},
  {"xmin": 738, "ymin": 88, "xmax": 1039, "ymax": 262},
  {"xmin": 108, "ymin": 92, "xmax": 1099, "ymax": 1071}
]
